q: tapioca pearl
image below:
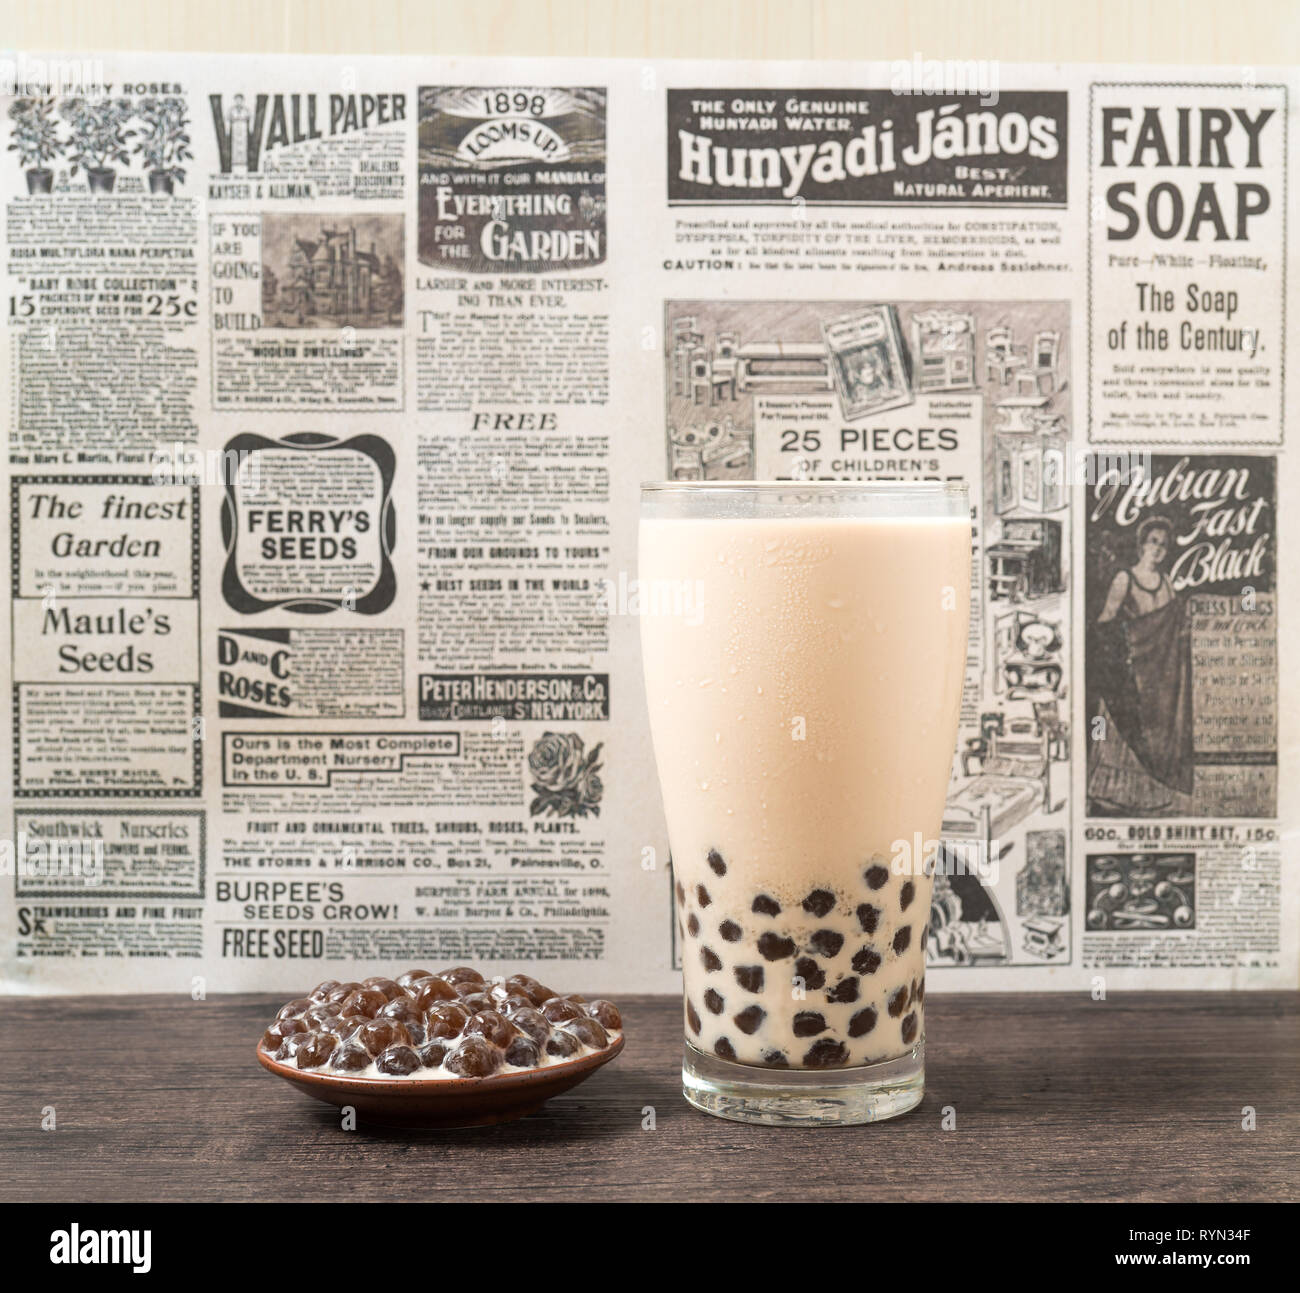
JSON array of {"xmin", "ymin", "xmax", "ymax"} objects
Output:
[
  {"xmin": 752, "ymin": 893, "xmax": 781, "ymax": 916},
  {"xmin": 792, "ymin": 1011, "xmax": 827, "ymax": 1037},
  {"xmin": 900, "ymin": 880, "xmax": 916, "ymax": 911},
  {"xmin": 687, "ymin": 912, "xmax": 700, "ymax": 937},
  {"xmin": 864, "ymin": 864, "xmax": 890, "ymax": 890},
  {"xmin": 852, "ymin": 946, "xmax": 882, "ymax": 975},
  {"xmin": 696, "ymin": 884, "xmax": 712, "ymax": 907},
  {"xmin": 700, "ymin": 946, "xmax": 722, "ymax": 972},
  {"xmin": 901, "ymin": 1012, "xmax": 919, "ymax": 1044},
  {"xmin": 735, "ymin": 965, "xmax": 764, "ymax": 993},
  {"xmin": 757, "ymin": 932, "xmax": 796, "ymax": 961},
  {"xmin": 803, "ymin": 1038, "xmax": 849, "ymax": 1068},
  {"xmin": 714, "ymin": 1036, "xmax": 737, "ymax": 1061},
  {"xmin": 826, "ymin": 977, "xmax": 859, "ymax": 1004},
  {"xmin": 675, "ymin": 880, "xmax": 685, "ymax": 907},
  {"xmin": 761, "ymin": 1050, "xmax": 790, "ymax": 1068},
  {"xmin": 704, "ymin": 988, "xmax": 725, "ymax": 1015},
  {"xmin": 888, "ymin": 987, "xmax": 910, "ymax": 1017},
  {"xmin": 686, "ymin": 999, "xmax": 702, "ymax": 1034},
  {"xmin": 856, "ymin": 903, "xmax": 880, "ymax": 934},
  {"xmin": 733, "ymin": 1005, "xmax": 765, "ymax": 1035},
  {"xmin": 917, "ymin": 977, "xmax": 926, "ymax": 1004},
  {"xmin": 707, "ymin": 849, "xmax": 727, "ymax": 877},
  {"xmin": 893, "ymin": 926, "xmax": 912, "ymax": 955},
  {"xmin": 802, "ymin": 889, "xmax": 835, "ymax": 917},
  {"xmin": 848, "ymin": 1006, "xmax": 878, "ymax": 1037},
  {"xmin": 719, "ymin": 919, "xmax": 742, "ymax": 943},
  {"xmin": 808, "ymin": 929, "xmax": 844, "ymax": 959},
  {"xmin": 794, "ymin": 956, "xmax": 826, "ymax": 991}
]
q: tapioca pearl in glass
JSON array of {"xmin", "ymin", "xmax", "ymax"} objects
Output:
[
  {"xmin": 852, "ymin": 946, "xmax": 882, "ymax": 975},
  {"xmin": 734, "ymin": 965, "xmax": 764, "ymax": 993},
  {"xmin": 807, "ymin": 929, "xmax": 844, "ymax": 959},
  {"xmin": 707, "ymin": 850, "xmax": 726, "ymax": 877},
  {"xmin": 826, "ymin": 977, "xmax": 859, "ymax": 1004},
  {"xmin": 856, "ymin": 903, "xmax": 880, "ymax": 934},
  {"xmin": 802, "ymin": 889, "xmax": 836, "ymax": 917},
  {"xmin": 757, "ymin": 932, "xmax": 795, "ymax": 961},
  {"xmin": 864, "ymin": 864, "xmax": 890, "ymax": 890},
  {"xmin": 794, "ymin": 957, "xmax": 825, "ymax": 990},
  {"xmin": 733, "ymin": 1005, "xmax": 765, "ymax": 1035},
  {"xmin": 752, "ymin": 894, "xmax": 781, "ymax": 917}
]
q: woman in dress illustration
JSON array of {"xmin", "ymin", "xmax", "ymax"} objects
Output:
[{"xmin": 1087, "ymin": 515, "xmax": 1195, "ymax": 816}]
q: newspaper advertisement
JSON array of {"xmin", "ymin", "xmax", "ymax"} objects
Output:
[{"xmin": 1, "ymin": 53, "xmax": 1295, "ymax": 995}]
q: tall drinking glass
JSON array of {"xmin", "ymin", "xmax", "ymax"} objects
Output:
[{"xmin": 639, "ymin": 481, "xmax": 970, "ymax": 1125}]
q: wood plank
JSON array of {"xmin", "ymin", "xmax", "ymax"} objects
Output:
[{"xmin": 1, "ymin": 992, "xmax": 1294, "ymax": 1202}]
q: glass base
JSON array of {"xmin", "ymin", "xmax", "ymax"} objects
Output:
[{"xmin": 682, "ymin": 1038, "xmax": 924, "ymax": 1127}]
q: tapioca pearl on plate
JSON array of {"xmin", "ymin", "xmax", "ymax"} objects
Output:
[
  {"xmin": 733, "ymin": 1005, "xmax": 765, "ymax": 1035},
  {"xmin": 419, "ymin": 1041, "xmax": 449, "ymax": 1068},
  {"xmin": 340, "ymin": 988, "xmax": 387, "ymax": 1019},
  {"xmin": 826, "ymin": 977, "xmax": 859, "ymax": 1004},
  {"xmin": 802, "ymin": 889, "xmax": 836, "ymax": 917},
  {"xmin": 540, "ymin": 997, "xmax": 585, "ymax": 1023},
  {"xmin": 761, "ymin": 1050, "xmax": 790, "ymax": 1068},
  {"xmin": 510, "ymin": 1007, "xmax": 551, "ymax": 1045},
  {"xmin": 687, "ymin": 912, "xmax": 700, "ymax": 937},
  {"xmin": 757, "ymin": 932, "xmax": 796, "ymax": 961},
  {"xmin": 718, "ymin": 919, "xmax": 742, "ymax": 942},
  {"xmin": 752, "ymin": 894, "xmax": 781, "ymax": 917},
  {"xmin": 376, "ymin": 1044, "xmax": 421, "ymax": 1076},
  {"xmin": 380, "ymin": 997, "xmax": 423, "ymax": 1026},
  {"xmin": 703, "ymin": 988, "xmax": 725, "ymax": 1015},
  {"xmin": 700, "ymin": 946, "xmax": 722, "ymax": 972},
  {"xmin": 357, "ymin": 1018, "xmax": 411, "ymax": 1055},
  {"xmin": 864, "ymin": 863, "xmax": 890, "ymax": 890},
  {"xmin": 396, "ymin": 969, "xmax": 433, "ymax": 990},
  {"xmin": 888, "ymin": 987, "xmax": 910, "ymax": 1017},
  {"xmin": 546, "ymin": 1030, "xmax": 581, "ymax": 1058},
  {"xmin": 362, "ymin": 976, "xmax": 406, "ymax": 1002},
  {"xmin": 564, "ymin": 1017, "xmax": 609, "ymax": 1049},
  {"xmin": 792, "ymin": 1011, "xmax": 827, "ymax": 1037},
  {"xmin": 707, "ymin": 849, "xmax": 727, "ymax": 876},
  {"xmin": 794, "ymin": 956, "xmax": 825, "ymax": 991},
  {"xmin": 856, "ymin": 903, "xmax": 880, "ymax": 934},
  {"xmin": 893, "ymin": 926, "xmax": 912, "ymax": 955},
  {"xmin": 262, "ymin": 1018, "xmax": 306, "ymax": 1050},
  {"xmin": 505, "ymin": 1036, "xmax": 541, "ymax": 1068},
  {"xmin": 309, "ymin": 981, "xmax": 342, "ymax": 1002},
  {"xmin": 277, "ymin": 998, "xmax": 313, "ymax": 1021},
  {"xmin": 447, "ymin": 1036, "xmax": 501, "ymax": 1077},
  {"xmin": 441, "ymin": 967, "xmax": 485, "ymax": 986},
  {"xmin": 808, "ymin": 929, "xmax": 844, "ymax": 958},
  {"xmin": 413, "ymin": 977, "xmax": 457, "ymax": 1010},
  {"xmin": 586, "ymin": 999, "xmax": 622, "ymax": 1029},
  {"xmin": 900, "ymin": 880, "xmax": 916, "ymax": 911},
  {"xmin": 686, "ymin": 999, "xmax": 702, "ymax": 1034},
  {"xmin": 848, "ymin": 1006, "xmax": 878, "ymax": 1037},
  {"xmin": 714, "ymin": 1036, "xmax": 737, "ymax": 1061},
  {"xmin": 293, "ymin": 1033, "xmax": 337, "ymax": 1070},
  {"xmin": 851, "ymin": 946, "xmax": 882, "ymax": 975},
  {"xmin": 735, "ymin": 965, "xmax": 764, "ymax": 993},
  {"xmin": 901, "ymin": 1012, "xmax": 919, "ymax": 1045},
  {"xmin": 330, "ymin": 1041, "xmax": 372, "ymax": 1072},
  {"xmin": 696, "ymin": 884, "xmax": 712, "ymax": 907},
  {"xmin": 803, "ymin": 1038, "xmax": 849, "ymax": 1068}
]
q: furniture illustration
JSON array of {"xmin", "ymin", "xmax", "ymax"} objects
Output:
[
  {"xmin": 985, "ymin": 325, "xmax": 1025, "ymax": 385},
  {"xmin": 671, "ymin": 316, "xmax": 704, "ymax": 396},
  {"xmin": 911, "ymin": 309, "xmax": 976, "ymax": 392},
  {"xmin": 987, "ymin": 517, "xmax": 1064, "ymax": 602},
  {"xmin": 735, "ymin": 341, "xmax": 834, "ymax": 394},
  {"xmin": 994, "ymin": 423, "xmax": 1069, "ymax": 514},
  {"xmin": 1013, "ymin": 330, "xmax": 1061, "ymax": 396}
]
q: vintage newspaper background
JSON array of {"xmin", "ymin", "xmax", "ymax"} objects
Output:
[{"xmin": 0, "ymin": 53, "xmax": 1295, "ymax": 994}]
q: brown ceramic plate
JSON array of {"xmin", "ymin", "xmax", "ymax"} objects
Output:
[{"xmin": 256, "ymin": 1032, "xmax": 625, "ymax": 1128}]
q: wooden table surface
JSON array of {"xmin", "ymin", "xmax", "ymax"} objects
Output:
[{"xmin": 2, "ymin": 991, "xmax": 1295, "ymax": 1203}]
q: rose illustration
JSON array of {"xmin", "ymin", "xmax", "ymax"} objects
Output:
[{"xmin": 528, "ymin": 732, "xmax": 604, "ymax": 818}]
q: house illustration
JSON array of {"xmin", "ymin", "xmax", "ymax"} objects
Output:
[{"xmin": 279, "ymin": 224, "xmax": 397, "ymax": 320}]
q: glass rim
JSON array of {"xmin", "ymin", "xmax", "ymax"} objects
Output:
[{"xmin": 641, "ymin": 479, "xmax": 967, "ymax": 496}]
